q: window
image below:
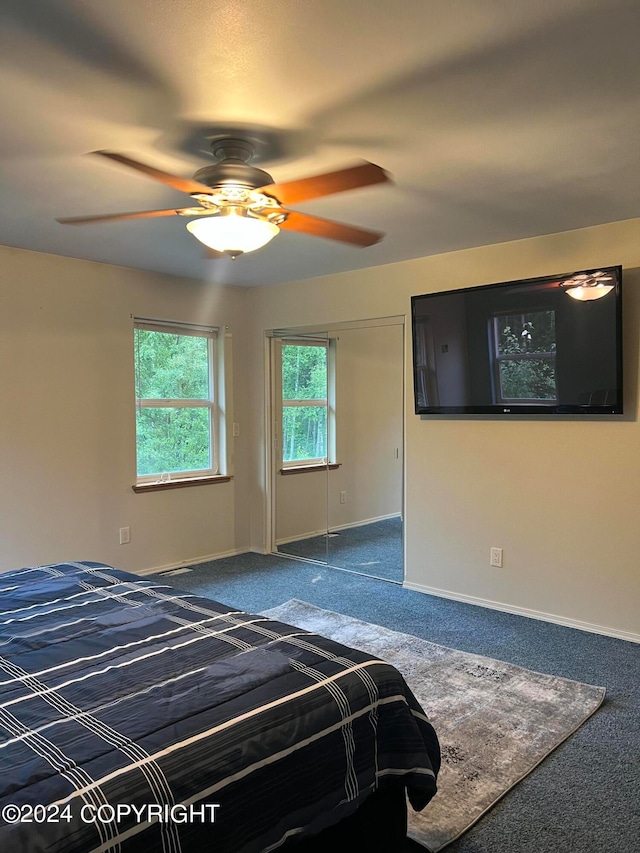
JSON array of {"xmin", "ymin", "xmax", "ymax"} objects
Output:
[
  {"xmin": 279, "ymin": 339, "xmax": 334, "ymax": 468},
  {"xmin": 491, "ymin": 309, "xmax": 557, "ymax": 403},
  {"xmin": 134, "ymin": 319, "xmax": 219, "ymax": 482}
]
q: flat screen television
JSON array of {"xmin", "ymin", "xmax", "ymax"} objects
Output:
[{"xmin": 411, "ymin": 265, "xmax": 623, "ymax": 416}]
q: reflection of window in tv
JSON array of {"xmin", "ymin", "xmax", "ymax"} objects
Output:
[
  {"xmin": 413, "ymin": 316, "xmax": 440, "ymax": 408},
  {"xmin": 490, "ymin": 310, "xmax": 557, "ymax": 403}
]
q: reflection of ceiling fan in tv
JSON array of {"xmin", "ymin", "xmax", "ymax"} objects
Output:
[
  {"xmin": 559, "ymin": 270, "xmax": 616, "ymax": 301},
  {"xmin": 57, "ymin": 137, "xmax": 390, "ymax": 259}
]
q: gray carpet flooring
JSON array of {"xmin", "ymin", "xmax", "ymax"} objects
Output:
[
  {"xmin": 277, "ymin": 517, "xmax": 403, "ymax": 582},
  {"xmin": 150, "ymin": 551, "xmax": 640, "ymax": 853}
]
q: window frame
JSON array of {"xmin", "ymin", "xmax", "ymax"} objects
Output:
[
  {"xmin": 490, "ymin": 310, "xmax": 558, "ymax": 404},
  {"xmin": 133, "ymin": 318, "xmax": 220, "ymax": 485}
]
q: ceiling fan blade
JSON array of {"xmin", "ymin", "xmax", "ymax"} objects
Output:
[
  {"xmin": 57, "ymin": 208, "xmax": 194, "ymax": 225},
  {"xmin": 277, "ymin": 209, "xmax": 384, "ymax": 247},
  {"xmin": 91, "ymin": 151, "xmax": 214, "ymax": 195},
  {"xmin": 259, "ymin": 161, "xmax": 389, "ymax": 206}
]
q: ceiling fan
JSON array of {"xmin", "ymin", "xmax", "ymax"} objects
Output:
[{"xmin": 57, "ymin": 137, "xmax": 390, "ymax": 259}]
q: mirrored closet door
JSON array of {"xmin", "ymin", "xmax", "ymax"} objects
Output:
[
  {"xmin": 269, "ymin": 318, "xmax": 404, "ymax": 583},
  {"xmin": 272, "ymin": 330, "xmax": 331, "ymax": 565}
]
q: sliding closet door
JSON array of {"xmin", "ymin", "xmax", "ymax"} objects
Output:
[
  {"xmin": 325, "ymin": 323, "xmax": 403, "ymax": 581},
  {"xmin": 272, "ymin": 332, "xmax": 330, "ymax": 564}
]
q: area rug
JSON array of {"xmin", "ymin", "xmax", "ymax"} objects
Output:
[{"xmin": 261, "ymin": 599, "xmax": 605, "ymax": 851}]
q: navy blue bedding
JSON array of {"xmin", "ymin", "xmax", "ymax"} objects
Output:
[{"xmin": 0, "ymin": 561, "xmax": 440, "ymax": 852}]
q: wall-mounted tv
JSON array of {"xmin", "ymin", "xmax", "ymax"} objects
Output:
[{"xmin": 411, "ymin": 265, "xmax": 623, "ymax": 416}]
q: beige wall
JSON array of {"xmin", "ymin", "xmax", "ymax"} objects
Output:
[
  {"xmin": 248, "ymin": 218, "xmax": 640, "ymax": 640},
  {"xmin": 0, "ymin": 246, "xmax": 251, "ymax": 573}
]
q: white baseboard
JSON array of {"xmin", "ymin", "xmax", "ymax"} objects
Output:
[
  {"xmin": 403, "ymin": 580, "xmax": 640, "ymax": 644},
  {"xmin": 276, "ymin": 513, "xmax": 402, "ymax": 546},
  {"xmin": 135, "ymin": 547, "xmax": 249, "ymax": 577},
  {"xmin": 275, "ymin": 528, "xmax": 329, "ymax": 547},
  {"xmin": 328, "ymin": 512, "xmax": 402, "ymax": 534}
]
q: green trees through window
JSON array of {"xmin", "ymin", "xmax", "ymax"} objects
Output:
[
  {"xmin": 134, "ymin": 323, "xmax": 217, "ymax": 478},
  {"xmin": 281, "ymin": 342, "xmax": 328, "ymax": 464},
  {"xmin": 493, "ymin": 310, "xmax": 557, "ymax": 401}
]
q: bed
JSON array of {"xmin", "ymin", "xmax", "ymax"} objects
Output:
[{"xmin": 0, "ymin": 561, "xmax": 440, "ymax": 852}]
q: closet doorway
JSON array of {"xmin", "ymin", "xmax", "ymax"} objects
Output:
[{"xmin": 268, "ymin": 317, "xmax": 404, "ymax": 583}]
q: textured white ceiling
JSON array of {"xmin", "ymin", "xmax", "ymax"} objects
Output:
[{"xmin": 1, "ymin": 0, "xmax": 639, "ymax": 286}]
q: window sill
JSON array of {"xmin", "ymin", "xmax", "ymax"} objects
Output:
[
  {"xmin": 132, "ymin": 475, "xmax": 232, "ymax": 493},
  {"xmin": 280, "ymin": 463, "xmax": 341, "ymax": 476}
]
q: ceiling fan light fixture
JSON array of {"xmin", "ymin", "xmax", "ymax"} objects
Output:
[{"xmin": 186, "ymin": 209, "xmax": 279, "ymax": 258}]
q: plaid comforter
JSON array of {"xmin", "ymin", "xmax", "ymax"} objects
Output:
[{"xmin": 0, "ymin": 561, "xmax": 440, "ymax": 852}]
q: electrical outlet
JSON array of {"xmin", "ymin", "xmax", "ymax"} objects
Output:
[
  {"xmin": 232, "ymin": 423, "xmax": 240, "ymax": 437},
  {"xmin": 339, "ymin": 490, "xmax": 347, "ymax": 504},
  {"xmin": 119, "ymin": 527, "xmax": 131, "ymax": 545},
  {"xmin": 490, "ymin": 547, "xmax": 503, "ymax": 568}
]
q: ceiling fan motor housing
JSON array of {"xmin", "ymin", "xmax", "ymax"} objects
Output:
[
  {"xmin": 193, "ymin": 162, "xmax": 274, "ymax": 190},
  {"xmin": 193, "ymin": 137, "xmax": 274, "ymax": 190}
]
